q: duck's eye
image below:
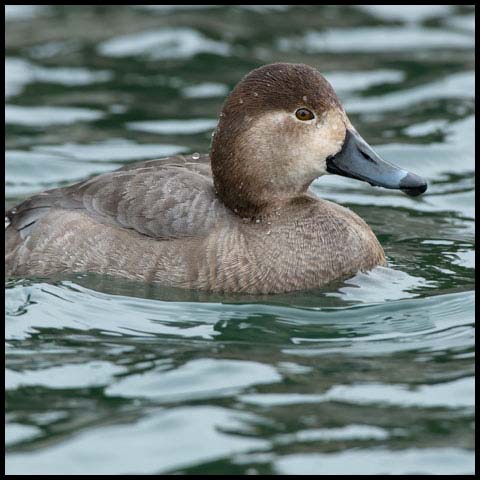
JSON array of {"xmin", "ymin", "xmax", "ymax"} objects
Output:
[{"xmin": 295, "ymin": 108, "xmax": 315, "ymax": 121}]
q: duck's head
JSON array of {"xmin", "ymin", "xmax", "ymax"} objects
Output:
[{"xmin": 211, "ymin": 63, "xmax": 427, "ymax": 216}]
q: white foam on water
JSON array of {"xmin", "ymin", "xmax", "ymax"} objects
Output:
[
  {"xmin": 5, "ymin": 105, "xmax": 104, "ymax": 126},
  {"xmin": 106, "ymin": 358, "xmax": 281, "ymax": 401},
  {"xmin": 278, "ymin": 26, "xmax": 473, "ymax": 53},
  {"xmin": 98, "ymin": 28, "xmax": 231, "ymax": 59},
  {"xmin": 127, "ymin": 118, "xmax": 217, "ymax": 135},
  {"xmin": 356, "ymin": 5, "xmax": 453, "ymax": 23},
  {"xmin": 6, "ymin": 361, "xmax": 127, "ymax": 390},
  {"xmin": 5, "ymin": 57, "xmax": 112, "ymax": 99},
  {"xmin": 275, "ymin": 447, "xmax": 474, "ymax": 475},
  {"xmin": 182, "ymin": 82, "xmax": 229, "ymax": 98}
]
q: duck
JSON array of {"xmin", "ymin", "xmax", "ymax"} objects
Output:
[{"xmin": 5, "ymin": 63, "xmax": 427, "ymax": 294}]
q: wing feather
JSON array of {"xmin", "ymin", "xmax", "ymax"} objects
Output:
[{"xmin": 6, "ymin": 154, "xmax": 232, "ymax": 240}]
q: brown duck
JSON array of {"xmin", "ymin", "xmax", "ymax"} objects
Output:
[{"xmin": 5, "ymin": 63, "xmax": 427, "ymax": 294}]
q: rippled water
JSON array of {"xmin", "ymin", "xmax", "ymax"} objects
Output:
[{"xmin": 5, "ymin": 5, "xmax": 475, "ymax": 475}]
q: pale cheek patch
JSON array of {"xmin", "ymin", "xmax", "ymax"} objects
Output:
[
  {"xmin": 313, "ymin": 109, "xmax": 347, "ymax": 158},
  {"xmin": 286, "ymin": 109, "xmax": 346, "ymax": 179},
  {"xmin": 238, "ymin": 110, "xmax": 347, "ymax": 187}
]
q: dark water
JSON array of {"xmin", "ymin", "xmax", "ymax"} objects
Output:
[{"xmin": 5, "ymin": 5, "xmax": 475, "ymax": 475}]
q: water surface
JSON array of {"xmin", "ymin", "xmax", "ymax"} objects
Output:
[{"xmin": 5, "ymin": 5, "xmax": 475, "ymax": 475}]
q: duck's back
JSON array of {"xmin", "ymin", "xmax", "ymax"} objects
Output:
[
  {"xmin": 5, "ymin": 154, "xmax": 235, "ymax": 283},
  {"xmin": 7, "ymin": 154, "xmax": 229, "ymax": 239}
]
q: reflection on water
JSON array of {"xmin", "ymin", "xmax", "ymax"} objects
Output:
[{"xmin": 5, "ymin": 4, "xmax": 475, "ymax": 475}]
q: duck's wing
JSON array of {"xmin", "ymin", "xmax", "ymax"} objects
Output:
[{"xmin": 6, "ymin": 154, "xmax": 232, "ymax": 239}]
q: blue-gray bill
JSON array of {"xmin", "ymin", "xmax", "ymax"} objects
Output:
[{"xmin": 326, "ymin": 129, "xmax": 428, "ymax": 196}]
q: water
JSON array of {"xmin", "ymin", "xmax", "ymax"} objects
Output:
[{"xmin": 5, "ymin": 5, "xmax": 475, "ymax": 475}]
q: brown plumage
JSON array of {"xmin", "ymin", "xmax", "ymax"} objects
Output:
[{"xmin": 5, "ymin": 63, "xmax": 425, "ymax": 294}]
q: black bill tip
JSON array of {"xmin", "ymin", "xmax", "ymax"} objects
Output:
[{"xmin": 399, "ymin": 172, "xmax": 428, "ymax": 197}]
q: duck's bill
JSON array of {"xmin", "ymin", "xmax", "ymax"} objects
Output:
[{"xmin": 326, "ymin": 129, "xmax": 427, "ymax": 196}]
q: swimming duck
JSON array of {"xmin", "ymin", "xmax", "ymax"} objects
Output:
[{"xmin": 5, "ymin": 63, "xmax": 427, "ymax": 294}]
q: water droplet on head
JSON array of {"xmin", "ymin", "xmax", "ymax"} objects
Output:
[
  {"xmin": 253, "ymin": 92, "xmax": 258, "ymax": 97},
  {"xmin": 266, "ymin": 230, "xmax": 271, "ymax": 235},
  {"xmin": 192, "ymin": 152, "xmax": 200, "ymax": 160},
  {"xmin": 255, "ymin": 218, "xmax": 260, "ymax": 223},
  {"xmin": 239, "ymin": 98, "xmax": 244, "ymax": 104},
  {"xmin": 302, "ymin": 95, "xmax": 308, "ymax": 102}
]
